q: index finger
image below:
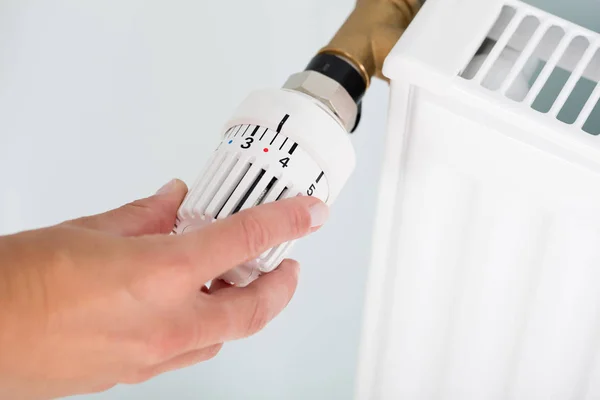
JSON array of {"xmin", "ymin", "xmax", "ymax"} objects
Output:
[{"xmin": 156, "ymin": 196, "xmax": 327, "ymax": 284}]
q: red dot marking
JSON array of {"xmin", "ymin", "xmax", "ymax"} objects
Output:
[{"xmin": 263, "ymin": 148, "xmax": 269, "ymax": 153}]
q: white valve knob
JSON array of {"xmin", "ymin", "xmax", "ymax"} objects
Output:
[{"xmin": 173, "ymin": 87, "xmax": 356, "ymax": 286}]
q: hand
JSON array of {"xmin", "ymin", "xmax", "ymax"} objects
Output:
[{"xmin": 0, "ymin": 179, "xmax": 328, "ymax": 399}]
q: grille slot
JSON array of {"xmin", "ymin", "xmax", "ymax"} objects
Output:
[{"xmin": 460, "ymin": 3, "xmax": 600, "ymax": 136}]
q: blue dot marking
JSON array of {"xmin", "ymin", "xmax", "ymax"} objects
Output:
[{"xmin": 228, "ymin": 140, "xmax": 233, "ymax": 144}]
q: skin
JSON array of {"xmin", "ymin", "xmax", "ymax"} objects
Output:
[{"xmin": 0, "ymin": 179, "xmax": 328, "ymax": 399}]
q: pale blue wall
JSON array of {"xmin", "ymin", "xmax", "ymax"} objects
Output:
[{"xmin": 0, "ymin": 1, "xmax": 597, "ymax": 400}]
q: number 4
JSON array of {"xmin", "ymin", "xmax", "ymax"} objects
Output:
[{"xmin": 279, "ymin": 157, "xmax": 290, "ymax": 168}]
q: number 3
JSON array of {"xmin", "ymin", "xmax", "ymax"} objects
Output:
[{"xmin": 241, "ymin": 137, "xmax": 254, "ymax": 149}]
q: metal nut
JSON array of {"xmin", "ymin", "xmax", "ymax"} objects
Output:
[{"xmin": 282, "ymin": 71, "xmax": 357, "ymax": 132}]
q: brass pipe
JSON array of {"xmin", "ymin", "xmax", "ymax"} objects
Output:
[{"xmin": 319, "ymin": 0, "xmax": 422, "ymax": 86}]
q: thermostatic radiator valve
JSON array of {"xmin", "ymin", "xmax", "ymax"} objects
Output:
[{"xmin": 173, "ymin": 0, "xmax": 422, "ymax": 286}]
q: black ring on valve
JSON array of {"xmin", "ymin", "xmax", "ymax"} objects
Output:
[
  {"xmin": 352, "ymin": 101, "xmax": 362, "ymax": 133},
  {"xmin": 305, "ymin": 53, "xmax": 367, "ymax": 105}
]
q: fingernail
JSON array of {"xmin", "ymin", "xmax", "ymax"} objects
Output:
[
  {"xmin": 156, "ymin": 179, "xmax": 177, "ymax": 195},
  {"xmin": 309, "ymin": 201, "xmax": 329, "ymax": 228}
]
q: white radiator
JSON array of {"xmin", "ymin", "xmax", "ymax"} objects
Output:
[{"xmin": 356, "ymin": 0, "xmax": 600, "ymax": 399}]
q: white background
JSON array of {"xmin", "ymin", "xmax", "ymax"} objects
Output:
[{"xmin": 0, "ymin": 0, "xmax": 598, "ymax": 399}]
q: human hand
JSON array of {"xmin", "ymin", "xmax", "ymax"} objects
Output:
[{"xmin": 0, "ymin": 179, "xmax": 328, "ymax": 399}]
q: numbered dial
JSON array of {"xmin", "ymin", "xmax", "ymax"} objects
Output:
[
  {"xmin": 173, "ymin": 88, "xmax": 355, "ymax": 287},
  {"xmin": 217, "ymin": 117, "xmax": 329, "ymax": 202},
  {"xmin": 175, "ymin": 118, "xmax": 329, "ymax": 286}
]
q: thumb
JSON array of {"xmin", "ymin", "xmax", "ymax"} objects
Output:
[{"xmin": 65, "ymin": 179, "xmax": 188, "ymax": 236}]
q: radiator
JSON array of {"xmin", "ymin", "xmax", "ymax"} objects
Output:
[{"xmin": 356, "ymin": 1, "xmax": 600, "ymax": 399}]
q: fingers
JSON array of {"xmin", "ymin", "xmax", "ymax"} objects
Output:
[
  {"xmin": 126, "ymin": 261, "xmax": 298, "ymax": 376},
  {"xmin": 65, "ymin": 179, "xmax": 187, "ymax": 236},
  {"xmin": 198, "ymin": 259, "xmax": 300, "ymax": 345},
  {"xmin": 143, "ymin": 196, "xmax": 327, "ymax": 285},
  {"xmin": 208, "ymin": 279, "xmax": 232, "ymax": 293},
  {"xmin": 124, "ymin": 344, "xmax": 223, "ymax": 384},
  {"xmin": 200, "ymin": 280, "xmax": 230, "ymax": 294}
]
